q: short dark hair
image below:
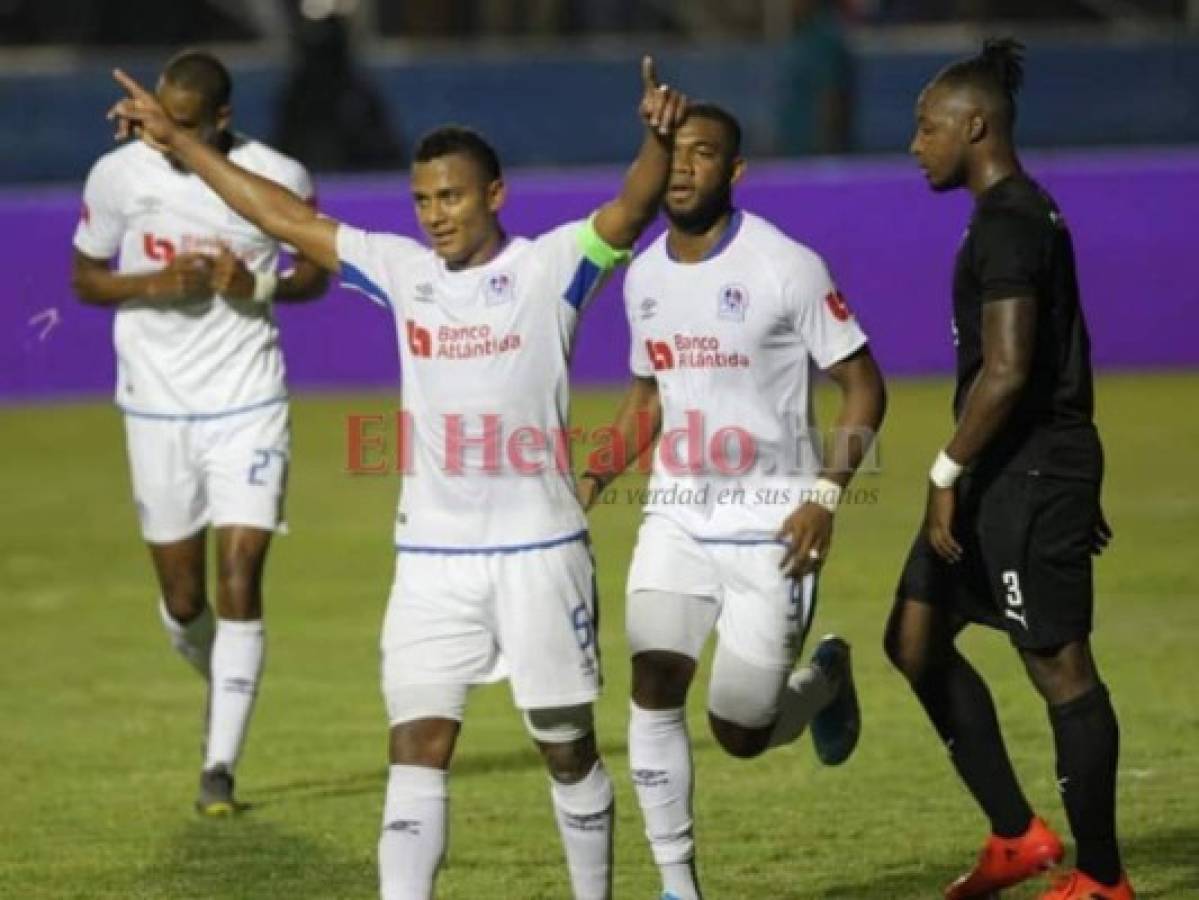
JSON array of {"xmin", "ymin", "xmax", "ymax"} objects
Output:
[
  {"xmin": 413, "ymin": 126, "xmax": 502, "ymax": 182},
  {"xmin": 685, "ymin": 102, "xmax": 743, "ymax": 157},
  {"xmin": 935, "ymin": 38, "xmax": 1025, "ymax": 129},
  {"xmin": 162, "ymin": 49, "xmax": 233, "ymax": 112}
]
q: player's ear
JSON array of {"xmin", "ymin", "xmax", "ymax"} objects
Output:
[
  {"xmin": 486, "ymin": 177, "xmax": 506, "ymax": 214},
  {"xmin": 967, "ymin": 113, "xmax": 986, "ymax": 144},
  {"xmin": 730, "ymin": 155, "xmax": 747, "ymax": 186},
  {"xmin": 215, "ymin": 104, "xmax": 232, "ymax": 133}
]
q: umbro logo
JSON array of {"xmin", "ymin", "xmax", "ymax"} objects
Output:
[
  {"xmin": 639, "ymin": 297, "xmax": 658, "ymax": 320},
  {"xmin": 134, "ymin": 196, "xmax": 163, "ymax": 215},
  {"xmin": 631, "ymin": 768, "xmax": 668, "ymax": 788},
  {"xmin": 413, "ymin": 283, "xmax": 435, "ymax": 303},
  {"xmin": 385, "ymin": 819, "xmax": 422, "ymax": 835}
]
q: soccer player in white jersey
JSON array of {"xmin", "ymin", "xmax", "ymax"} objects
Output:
[
  {"xmin": 108, "ymin": 58, "xmax": 689, "ymax": 900},
  {"xmin": 70, "ymin": 50, "xmax": 328, "ymax": 816},
  {"xmin": 578, "ymin": 104, "xmax": 887, "ymax": 899}
]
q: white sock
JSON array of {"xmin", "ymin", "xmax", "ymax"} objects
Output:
[
  {"xmin": 203, "ymin": 618, "xmax": 265, "ymax": 771},
  {"xmin": 158, "ymin": 599, "xmax": 214, "ymax": 679},
  {"xmin": 379, "ymin": 765, "xmax": 448, "ymax": 900},
  {"xmin": 550, "ymin": 761, "xmax": 614, "ymax": 900},
  {"xmin": 628, "ymin": 704, "xmax": 701, "ymax": 900},
  {"xmin": 767, "ymin": 664, "xmax": 836, "ymax": 749}
]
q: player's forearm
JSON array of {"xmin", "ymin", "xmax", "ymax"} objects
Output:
[
  {"xmin": 273, "ymin": 259, "xmax": 330, "ymax": 303},
  {"xmin": 595, "ymin": 133, "xmax": 671, "ymax": 249},
  {"xmin": 820, "ymin": 353, "xmax": 886, "ymax": 488},
  {"xmin": 171, "ymin": 131, "xmax": 319, "ymax": 256},
  {"xmin": 945, "ymin": 365, "xmax": 1027, "ymax": 466},
  {"xmin": 71, "ymin": 266, "xmax": 159, "ymax": 306},
  {"xmin": 588, "ymin": 378, "xmax": 662, "ymax": 486}
]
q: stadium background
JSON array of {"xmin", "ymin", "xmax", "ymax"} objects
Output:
[{"xmin": 2, "ymin": 2, "xmax": 1197, "ymax": 898}]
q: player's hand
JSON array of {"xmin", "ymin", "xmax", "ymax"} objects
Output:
[
  {"xmin": 638, "ymin": 56, "xmax": 689, "ymax": 139},
  {"xmin": 147, "ymin": 253, "xmax": 213, "ymax": 301},
  {"xmin": 777, "ymin": 502, "xmax": 834, "ymax": 579},
  {"xmin": 210, "ymin": 247, "xmax": 256, "ymax": 300},
  {"xmin": 1092, "ymin": 508, "xmax": 1113, "ymax": 556},
  {"xmin": 924, "ymin": 482, "xmax": 962, "ymax": 564},
  {"xmin": 107, "ymin": 69, "xmax": 176, "ymax": 151}
]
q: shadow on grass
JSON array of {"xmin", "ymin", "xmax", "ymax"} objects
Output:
[
  {"xmin": 143, "ymin": 818, "xmax": 370, "ymax": 900},
  {"xmin": 246, "ymin": 737, "xmax": 644, "ymax": 807}
]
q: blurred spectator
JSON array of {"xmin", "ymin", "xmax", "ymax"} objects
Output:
[
  {"xmin": 777, "ymin": 0, "xmax": 854, "ymax": 156},
  {"xmin": 274, "ymin": 8, "xmax": 405, "ymax": 173}
]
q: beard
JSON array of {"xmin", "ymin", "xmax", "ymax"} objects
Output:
[{"xmin": 665, "ymin": 184, "xmax": 734, "ymax": 234}]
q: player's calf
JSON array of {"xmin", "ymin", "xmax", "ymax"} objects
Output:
[{"xmin": 527, "ymin": 706, "xmax": 613, "ymax": 900}]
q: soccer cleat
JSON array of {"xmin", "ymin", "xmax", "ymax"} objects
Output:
[
  {"xmin": 1038, "ymin": 870, "xmax": 1135, "ymax": 900},
  {"xmin": 944, "ymin": 816, "xmax": 1064, "ymax": 899},
  {"xmin": 195, "ymin": 764, "xmax": 241, "ymax": 817},
  {"xmin": 808, "ymin": 635, "xmax": 861, "ymax": 766}
]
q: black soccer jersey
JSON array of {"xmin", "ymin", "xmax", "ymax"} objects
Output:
[{"xmin": 951, "ymin": 174, "xmax": 1103, "ymax": 480}]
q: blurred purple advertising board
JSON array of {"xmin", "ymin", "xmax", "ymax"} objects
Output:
[{"xmin": 3, "ymin": 148, "xmax": 1196, "ymax": 403}]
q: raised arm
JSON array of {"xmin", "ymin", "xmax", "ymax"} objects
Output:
[
  {"xmin": 591, "ymin": 57, "xmax": 688, "ymax": 251},
  {"xmin": 107, "ymin": 69, "xmax": 340, "ymax": 272},
  {"xmin": 577, "ymin": 375, "xmax": 662, "ymax": 510}
]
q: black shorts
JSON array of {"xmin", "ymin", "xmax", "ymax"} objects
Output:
[{"xmin": 896, "ymin": 472, "xmax": 1099, "ymax": 650}]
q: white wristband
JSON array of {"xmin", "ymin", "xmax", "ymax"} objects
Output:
[
  {"xmin": 929, "ymin": 450, "xmax": 964, "ymax": 489},
  {"xmin": 810, "ymin": 477, "xmax": 843, "ymax": 514},
  {"xmin": 251, "ymin": 271, "xmax": 278, "ymax": 304}
]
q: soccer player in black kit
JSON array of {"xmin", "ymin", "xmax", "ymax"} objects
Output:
[{"xmin": 887, "ymin": 40, "xmax": 1135, "ymax": 900}]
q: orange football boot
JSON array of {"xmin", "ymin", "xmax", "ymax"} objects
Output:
[
  {"xmin": 945, "ymin": 816, "xmax": 1065, "ymax": 899},
  {"xmin": 1039, "ymin": 869, "xmax": 1135, "ymax": 900}
]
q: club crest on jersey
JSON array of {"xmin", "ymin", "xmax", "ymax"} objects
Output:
[
  {"xmin": 639, "ymin": 297, "xmax": 658, "ymax": 320},
  {"xmin": 483, "ymin": 271, "xmax": 515, "ymax": 306},
  {"xmin": 717, "ymin": 283, "xmax": 749, "ymax": 322}
]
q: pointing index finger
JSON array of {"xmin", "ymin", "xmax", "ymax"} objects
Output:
[
  {"xmin": 641, "ymin": 55, "xmax": 658, "ymax": 92},
  {"xmin": 112, "ymin": 68, "xmax": 152, "ymax": 100}
]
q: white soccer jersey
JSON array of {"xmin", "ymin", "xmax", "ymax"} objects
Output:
[
  {"xmin": 73, "ymin": 137, "xmax": 314, "ymax": 416},
  {"xmin": 337, "ymin": 218, "xmax": 622, "ymax": 551},
  {"xmin": 626, "ymin": 210, "xmax": 868, "ymax": 541}
]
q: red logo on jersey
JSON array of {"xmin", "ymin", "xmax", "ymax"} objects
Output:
[
  {"xmin": 406, "ymin": 320, "xmax": 432, "ymax": 358},
  {"xmin": 825, "ymin": 290, "xmax": 852, "ymax": 322},
  {"xmin": 646, "ymin": 340, "xmax": 675, "ymax": 371},
  {"xmin": 142, "ymin": 233, "xmax": 176, "ymax": 264}
]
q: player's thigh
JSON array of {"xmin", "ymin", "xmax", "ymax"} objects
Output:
[
  {"xmin": 494, "ymin": 539, "xmax": 601, "ymax": 710},
  {"xmin": 381, "ymin": 552, "xmax": 499, "ymax": 722},
  {"xmin": 714, "ymin": 543, "xmax": 817, "ymax": 670},
  {"xmin": 981, "ymin": 475, "xmax": 1098, "ymax": 651},
  {"xmin": 626, "ymin": 515, "xmax": 721, "ymax": 657},
  {"xmin": 123, "ymin": 415, "xmax": 207, "ymax": 543},
  {"xmin": 204, "ymin": 403, "xmax": 290, "ymax": 533}
]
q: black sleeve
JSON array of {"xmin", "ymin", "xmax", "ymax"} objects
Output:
[{"xmin": 971, "ymin": 209, "xmax": 1044, "ymax": 303}]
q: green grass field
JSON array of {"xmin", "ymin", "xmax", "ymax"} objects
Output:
[{"xmin": 2, "ymin": 373, "xmax": 1197, "ymax": 899}]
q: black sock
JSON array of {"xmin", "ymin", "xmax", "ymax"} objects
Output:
[
  {"xmin": 914, "ymin": 653, "xmax": 1034, "ymax": 838},
  {"xmin": 1049, "ymin": 683, "xmax": 1122, "ymax": 886}
]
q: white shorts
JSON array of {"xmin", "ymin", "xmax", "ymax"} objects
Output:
[
  {"xmin": 123, "ymin": 401, "xmax": 290, "ymax": 544},
  {"xmin": 626, "ymin": 514, "xmax": 818, "ymax": 670},
  {"xmin": 381, "ymin": 536, "xmax": 600, "ymax": 717}
]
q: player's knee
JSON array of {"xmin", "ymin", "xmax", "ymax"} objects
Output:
[
  {"xmin": 216, "ymin": 552, "xmax": 265, "ymax": 618},
  {"xmin": 160, "ymin": 577, "xmax": 206, "ymax": 622},
  {"xmin": 884, "ymin": 606, "xmax": 936, "ymax": 684},
  {"xmin": 708, "ymin": 712, "xmax": 769, "ymax": 759},
  {"xmin": 1021, "ymin": 640, "xmax": 1099, "ymax": 705},
  {"xmin": 386, "ymin": 683, "xmax": 467, "ymax": 767},
  {"xmin": 631, "ymin": 650, "xmax": 695, "ymax": 709},
  {"xmin": 524, "ymin": 705, "xmax": 597, "ymax": 782}
]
